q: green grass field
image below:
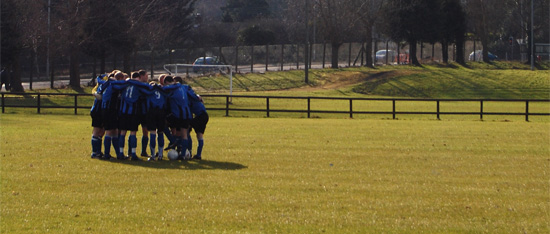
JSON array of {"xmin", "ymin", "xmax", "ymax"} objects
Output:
[
  {"xmin": 1, "ymin": 63, "xmax": 549, "ymax": 232},
  {"xmin": 1, "ymin": 114, "xmax": 549, "ymax": 233}
]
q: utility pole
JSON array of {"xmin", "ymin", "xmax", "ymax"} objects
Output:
[
  {"xmin": 304, "ymin": 0, "xmax": 309, "ymax": 84},
  {"xmin": 47, "ymin": 0, "xmax": 52, "ymax": 88},
  {"xmin": 530, "ymin": 0, "xmax": 534, "ymax": 71}
]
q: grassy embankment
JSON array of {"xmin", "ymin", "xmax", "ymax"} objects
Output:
[{"xmin": 4, "ymin": 62, "xmax": 548, "ymax": 120}]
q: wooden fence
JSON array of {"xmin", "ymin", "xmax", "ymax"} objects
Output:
[{"xmin": 2, "ymin": 93, "xmax": 549, "ymax": 121}]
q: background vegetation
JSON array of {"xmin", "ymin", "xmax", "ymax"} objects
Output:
[{"xmin": 1, "ymin": 0, "xmax": 548, "ymax": 92}]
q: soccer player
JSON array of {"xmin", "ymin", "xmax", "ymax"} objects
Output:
[
  {"xmin": 145, "ymin": 80, "xmax": 168, "ymax": 161},
  {"xmin": 162, "ymin": 75, "xmax": 192, "ymax": 159},
  {"xmin": 99, "ymin": 71, "xmax": 126, "ymax": 160},
  {"xmin": 138, "ymin": 70, "xmax": 150, "ymax": 157},
  {"xmin": 116, "ymin": 72, "xmax": 154, "ymax": 161},
  {"xmin": 188, "ymin": 89, "xmax": 209, "ymax": 160},
  {"xmin": 90, "ymin": 74, "xmax": 107, "ymax": 159}
]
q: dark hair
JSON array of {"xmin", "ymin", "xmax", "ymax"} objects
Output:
[
  {"xmin": 174, "ymin": 76, "xmax": 184, "ymax": 84},
  {"xmin": 131, "ymin": 72, "xmax": 140, "ymax": 79},
  {"xmin": 138, "ymin": 70, "xmax": 147, "ymax": 76},
  {"xmin": 164, "ymin": 75, "xmax": 174, "ymax": 83}
]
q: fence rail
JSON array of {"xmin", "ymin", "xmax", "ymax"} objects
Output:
[{"xmin": 2, "ymin": 92, "xmax": 550, "ymax": 121}]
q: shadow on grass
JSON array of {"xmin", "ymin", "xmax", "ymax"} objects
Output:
[{"xmin": 104, "ymin": 158, "xmax": 248, "ymax": 171}]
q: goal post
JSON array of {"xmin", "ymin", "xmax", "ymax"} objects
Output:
[{"xmin": 163, "ymin": 63, "xmax": 234, "ymax": 98}]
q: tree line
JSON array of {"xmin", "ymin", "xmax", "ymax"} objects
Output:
[{"xmin": 1, "ymin": 0, "xmax": 549, "ymax": 92}]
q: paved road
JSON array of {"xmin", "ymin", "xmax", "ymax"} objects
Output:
[
  {"xmin": 2, "ymin": 79, "xmax": 93, "ymax": 91},
  {"xmin": 2, "ymin": 62, "xmax": 373, "ymax": 92}
]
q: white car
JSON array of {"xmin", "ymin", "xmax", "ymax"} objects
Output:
[
  {"xmin": 469, "ymin": 50, "xmax": 498, "ymax": 61},
  {"xmin": 375, "ymin": 50, "xmax": 397, "ymax": 64}
]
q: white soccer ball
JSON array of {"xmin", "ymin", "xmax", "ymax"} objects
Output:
[{"xmin": 167, "ymin": 150, "xmax": 179, "ymax": 160}]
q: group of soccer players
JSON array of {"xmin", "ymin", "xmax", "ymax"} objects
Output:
[{"xmin": 90, "ymin": 69, "xmax": 209, "ymax": 161}]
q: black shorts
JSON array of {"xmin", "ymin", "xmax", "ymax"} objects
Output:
[
  {"xmin": 191, "ymin": 112, "xmax": 209, "ymax": 134},
  {"xmin": 138, "ymin": 113, "xmax": 147, "ymax": 127},
  {"xmin": 102, "ymin": 108, "xmax": 119, "ymax": 130},
  {"xmin": 167, "ymin": 115, "xmax": 190, "ymax": 130},
  {"xmin": 119, "ymin": 114, "xmax": 140, "ymax": 131},
  {"xmin": 91, "ymin": 110, "xmax": 103, "ymax": 128},
  {"xmin": 146, "ymin": 108, "xmax": 166, "ymax": 131}
]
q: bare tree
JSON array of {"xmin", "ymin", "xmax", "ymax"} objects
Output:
[
  {"xmin": 465, "ymin": 0, "xmax": 510, "ymax": 62},
  {"xmin": 315, "ymin": 0, "xmax": 363, "ymax": 68},
  {"xmin": 122, "ymin": 0, "xmax": 197, "ymax": 77},
  {"xmin": 349, "ymin": 0, "xmax": 384, "ymax": 68},
  {"xmin": 1, "ymin": 0, "xmax": 50, "ymax": 92}
]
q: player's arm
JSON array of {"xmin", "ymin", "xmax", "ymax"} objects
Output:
[
  {"xmin": 162, "ymin": 83, "xmax": 180, "ymax": 92},
  {"xmin": 186, "ymin": 86, "xmax": 201, "ymax": 102},
  {"xmin": 92, "ymin": 75, "xmax": 108, "ymax": 99},
  {"xmin": 110, "ymin": 80, "xmax": 129, "ymax": 90}
]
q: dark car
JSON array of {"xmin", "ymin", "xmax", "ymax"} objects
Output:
[{"xmin": 192, "ymin": 57, "xmax": 223, "ymax": 72}]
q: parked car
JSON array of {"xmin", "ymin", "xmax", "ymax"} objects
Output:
[
  {"xmin": 468, "ymin": 50, "xmax": 498, "ymax": 61},
  {"xmin": 192, "ymin": 56, "xmax": 223, "ymax": 72},
  {"xmin": 375, "ymin": 50, "xmax": 397, "ymax": 64}
]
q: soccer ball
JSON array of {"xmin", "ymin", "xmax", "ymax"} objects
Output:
[{"xmin": 167, "ymin": 150, "xmax": 179, "ymax": 160}]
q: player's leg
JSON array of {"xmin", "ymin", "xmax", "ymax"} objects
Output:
[
  {"xmin": 157, "ymin": 131, "xmax": 165, "ymax": 160},
  {"xmin": 162, "ymin": 127, "xmax": 177, "ymax": 150},
  {"xmin": 103, "ymin": 129, "xmax": 119, "ymax": 160},
  {"xmin": 148, "ymin": 129, "xmax": 156, "ymax": 160},
  {"xmin": 180, "ymin": 127, "xmax": 191, "ymax": 160},
  {"xmin": 140, "ymin": 125, "xmax": 149, "ymax": 157},
  {"xmin": 193, "ymin": 132, "xmax": 204, "ymax": 160},
  {"xmin": 119, "ymin": 129, "xmax": 127, "ymax": 158},
  {"xmin": 90, "ymin": 109, "xmax": 104, "ymax": 159},
  {"xmin": 129, "ymin": 131, "xmax": 139, "ymax": 160},
  {"xmin": 91, "ymin": 127, "xmax": 103, "ymax": 159},
  {"xmin": 192, "ymin": 113, "xmax": 208, "ymax": 160}
]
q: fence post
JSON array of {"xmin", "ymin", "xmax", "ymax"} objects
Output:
[
  {"xmin": 37, "ymin": 94, "xmax": 41, "ymax": 114},
  {"xmin": 1, "ymin": 93, "xmax": 4, "ymax": 113},
  {"xmin": 525, "ymin": 100, "xmax": 529, "ymax": 122},
  {"xmin": 225, "ymin": 96, "xmax": 230, "ymax": 116},
  {"xmin": 280, "ymin": 44, "xmax": 284, "ymax": 71},
  {"xmin": 266, "ymin": 44, "xmax": 269, "ymax": 72},
  {"xmin": 235, "ymin": 45, "xmax": 239, "ymax": 72},
  {"xmin": 392, "ymin": 99, "xmax": 396, "ymax": 119},
  {"xmin": 349, "ymin": 99, "xmax": 353, "ymax": 118},
  {"xmin": 322, "ymin": 43, "xmax": 326, "ymax": 68},
  {"xmin": 251, "ymin": 45, "xmax": 254, "ymax": 73},
  {"xmin": 266, "ymin": 97, "xmax": 270, "ymax": 117},
  {"xmin": 436, "ymin": 100, "xmax": 440, "ymax": 120},
  {"xmin": 74, "ymin": 95, "xmax": 78, "ymax": 115},
  {"xmin": 296, "ymin": 44, "xmax": 300, "ymax": 69},
  {"xmin": 480, "ymin": 100, "xmax": 484, "ymax": 120},
  {"xmin": 307, "ymin": 97, "xmax": 311, "ymax": 118},
  {"xmin": 348, "ymin": 43, "xmax": 352, "ymax": 67}
]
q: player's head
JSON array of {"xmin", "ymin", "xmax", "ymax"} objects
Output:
[
  {"xmin": 174, "ymin": 76, "xmax": 185, "ymax": 84},
  {"xmin": 158, "ymin": 74, "xmax": 167, "ymax": 86},
  {"xmin": 114, "ymin": 72, "xmax": 125, "ymax": 80},
  {"xmin": 131, "ymin": 72, "xmax": 140, "ymax": 80},
  {"xmin": 138, "ymin": 70, "xmax": 147, "ymax": 82},
  {"xmin": 164, "ymin": 75, "xmax": 175, "ymax": 85}
]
